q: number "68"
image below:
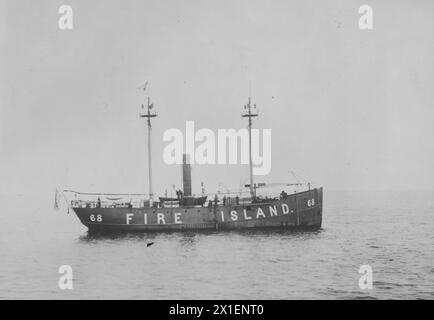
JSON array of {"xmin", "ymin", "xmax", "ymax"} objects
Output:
[
  {"xmin": 307, "ymin": 199, "xmax": 315, "ymax": 207},
  {"xmin": 90, "ymin": 214, "xmax": 102, "ymax": 222}
]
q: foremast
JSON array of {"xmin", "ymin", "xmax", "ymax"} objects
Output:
[{"xmin": 140, "ymin": 93, "xmax": 157, "ymax": 206}]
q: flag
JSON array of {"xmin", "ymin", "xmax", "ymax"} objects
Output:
[{"xmin": 137, "ymin": 80, "xmax": 148, "ymax": 92}]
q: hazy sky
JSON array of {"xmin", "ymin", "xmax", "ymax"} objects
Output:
[{"xmin": 1, "ymin": 0, "xmax": 434, "ymax": 201}]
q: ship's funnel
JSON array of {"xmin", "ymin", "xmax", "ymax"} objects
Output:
[{"xmin": 182, "ymin": 154, "xmax": 192, "ymax": 196}]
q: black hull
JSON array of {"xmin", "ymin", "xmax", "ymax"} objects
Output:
[{"xmin": 72, "ymin": 188, "xmax": 323, "ymax": 233}]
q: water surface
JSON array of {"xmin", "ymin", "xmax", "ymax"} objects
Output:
[{"xmin": 0, "ymin": 190, "xmax": 433, "ymax": 299}]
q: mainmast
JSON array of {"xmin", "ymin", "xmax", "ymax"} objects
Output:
[
  {"xmin": 140, "ymin": 94, "xmax": 157, "ymax": 205},
  {"xmin": 242, "ymin": 96, "xmax": 258, "ymax": 199}
]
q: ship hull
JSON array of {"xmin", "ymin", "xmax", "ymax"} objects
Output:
[{"xmin": 72, "ymin": 188, "xmax": 323, "ymax": 233}]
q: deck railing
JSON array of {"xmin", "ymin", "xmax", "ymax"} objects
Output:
[{"xmin": 63, "ymin": 183, "xmax": 312, "ymax": 209}]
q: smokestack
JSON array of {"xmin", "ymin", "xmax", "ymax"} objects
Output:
[{"xmin": 182, "ymin": 154, "xmax": 192, "ymax": 196}]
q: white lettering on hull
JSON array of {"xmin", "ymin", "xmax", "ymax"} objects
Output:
[
  {"xmin": 243, "ymin": 209, "xmax": 252, "ymax": 220},
  {"xmin": 157, "ymin": 213, "xmax": 166, "ymax": 224},
  {"xmin": 124, "ymin": 212, "xmax": 185, "ymax": 225},
  {"xmin": 256, "ymin": 207, "xmax": 266, "ymax": 219},
  {"xmin": 122, "ymin": 201, "xmax": 299, "ymax": 225},
  {"xmin": 220, "ymin": 202, "xmax": 296, "ymax": 222},
  {"xmin": 174, "ymin": 212, "xmax": 182, "ymax": 224},
  {"xmin": 269, "ymin": 205, "xmax": 278, "ymax": 216},
  {"xmin": 126, "ymin": 213, "xmax": 134, "ymax": 224}
]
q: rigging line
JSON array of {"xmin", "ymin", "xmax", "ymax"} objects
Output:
[{"xmin": 63, "ymin": 190, "xmax": 149, "ymax": 196}]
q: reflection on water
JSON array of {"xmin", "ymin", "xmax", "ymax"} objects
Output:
[{"xmin": 0, "ymin": 190, "xmax": 433, "ymax": 299}]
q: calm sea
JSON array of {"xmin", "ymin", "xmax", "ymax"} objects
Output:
[{"xmin": 0, "ymin": 189, "xmax": 433, "ymax": 299}]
